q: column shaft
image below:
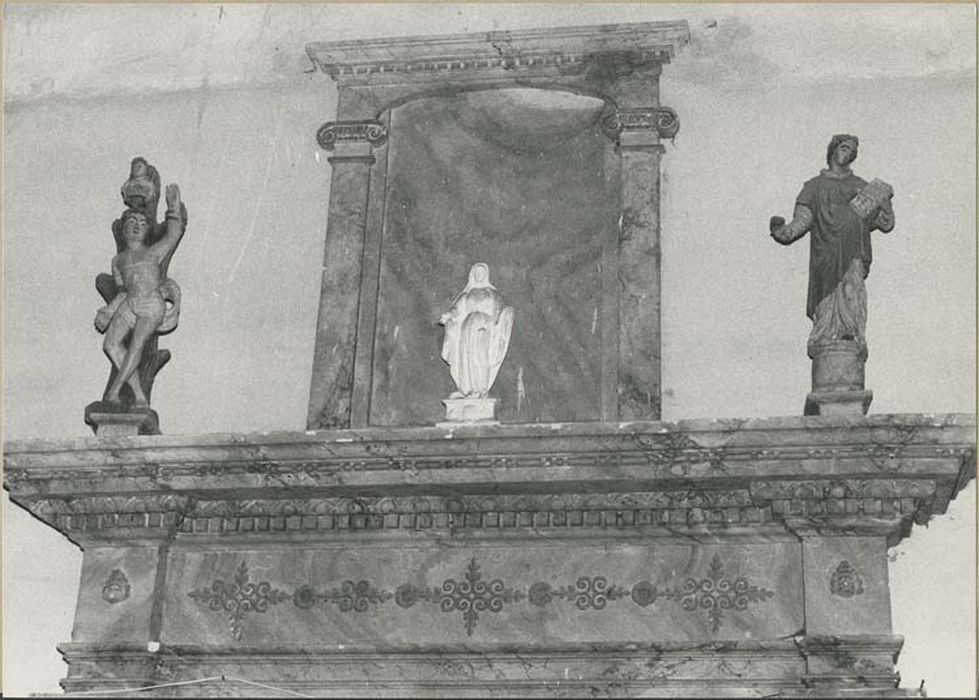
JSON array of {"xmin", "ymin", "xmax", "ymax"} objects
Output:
[
  {"xmin": 617, "ymin": 134, "xmax": 664, "ymax": 421},
  {"xmin": 307, "ymin": 142, "xmax": 374, "ymax": 429}
]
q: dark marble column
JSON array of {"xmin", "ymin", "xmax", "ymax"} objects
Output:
[
  {"xmin": 307, "ymin": 121, "xmax": 388, "ymax": 430},
  {"xmin": 603, "ymin": 104, "xmax": 680, "ymax": 421}
]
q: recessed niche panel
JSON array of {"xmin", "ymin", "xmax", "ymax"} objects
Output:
[{"xmin": 370, "ymin": 89, "xmax": 617, "ymax": 426}]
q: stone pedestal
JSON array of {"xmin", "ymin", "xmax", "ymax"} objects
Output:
[
  {"xmin": 440, "ymin": 397, "xmax": 500, "ymax": 425},
  {"xmin": 4, "ymin": 414, "xmax": 974, "ymax": 697},
  {"xmin": 806, "ymin": 340, "xmax": 872, "ymax": 416},
  {"xmin": 84, "ymin": 401, "xmax": 160, "ymax": 437}
]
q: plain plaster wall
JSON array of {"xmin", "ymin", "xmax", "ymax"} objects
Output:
[{"xmin": 3, "ymin": 4, "xmax": 975, "ymax": 697}]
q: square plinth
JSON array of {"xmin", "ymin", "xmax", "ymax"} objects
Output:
[
  {"xmin": 84, "ymin": 402, "xmax": 160, "ymax": 436},
  {"xmin": 440, "ymin": 397, "xmax": 499, "ymax": 425},
  {"xmin": 804, "ymin": 390, "xmax": 873, "ymax": 417}
]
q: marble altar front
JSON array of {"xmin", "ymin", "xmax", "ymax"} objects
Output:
[{"xmin": 3, "ymin": 20, "xmax": 975, "ymax": 698}]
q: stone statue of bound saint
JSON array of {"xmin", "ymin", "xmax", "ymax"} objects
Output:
[
  {"xmin": 770, "ymin": 134, "xmax": 895, "ymax": 416},
  {"xmin": 439, "ymin": 263, "xmax": 513, "ymax": 423},
  {"xmin": 85, "ymin": 157, "xmax": 188, "ymax": 435}
]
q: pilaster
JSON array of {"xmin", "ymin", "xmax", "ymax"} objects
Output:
[{"xmin": 307, "ymin": 118, "xmax": 389, "ymax": 429}]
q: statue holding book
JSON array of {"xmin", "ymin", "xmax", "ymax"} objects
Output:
[
  {"xmin": 770, "ymin": 134, "xmax": 895, "ymax": 354},
  {"xmin": 770, "ymin": 134, "xmax": 894, "ymax": 416}
]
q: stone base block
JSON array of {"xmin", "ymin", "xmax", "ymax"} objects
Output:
[
  {"xmin": 440, "ymin": 397, "xmax": 499, "ymax": 425},
  {"xmin": 804, "ymin": 390, "xmax": 873, "ymax": 417},
  {"xmin": 84, "ymin": 402, "xmax": 160, "ymax": 436},
  {"xmin": 58, "ymin": 636, "xmax": 911, "ymax": 698}
]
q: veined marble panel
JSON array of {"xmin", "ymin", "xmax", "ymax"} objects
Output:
[
  {"xmin": 162, "ymin": 543, "xmax": 801, "ymax": 647},
  {"xmin": 371, "ymin": 90, "xmax": 614, "ymax": 426}
]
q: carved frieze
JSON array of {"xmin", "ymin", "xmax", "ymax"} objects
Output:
[
  {"xmin": 749, "ymin": 479, "xmax": 935, "ymax": 501},
  {"xmin": 315, "ymin": 49, "xmax": 674, "ymax": 81},
  {"xmin": 18, "ymin": 478, "xmax": 944, "ymax": 537},
  {"xmin": 188, "ymin": 555, "xmax": 775, "ymax": 641},
  {"xmin": 26, "ymin": 494, "xmax": 193, "ymax": 532}
]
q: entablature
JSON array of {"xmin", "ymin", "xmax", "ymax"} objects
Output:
[{"xmin": 5, "ymin": 414, "xmax": 974, "ymax": 547}]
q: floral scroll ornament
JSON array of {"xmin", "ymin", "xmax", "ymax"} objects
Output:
[
  {"xmin": 187, "ymin": 561, "xmax": 289, "ymax": 640},
  {"xmin": 293, "ymin": 580, "xmax": 392, "ymax": 611},
  {"xmin": 528, "ymin": 577, "xmax": 629, "ymax": 610},
  {"xmin": 395, "ymin": 558, "xmax": 525, "ymax": 635},
  {"xmin": 665, "ymin": 555, "xmax": 774, "ymax": 633}
]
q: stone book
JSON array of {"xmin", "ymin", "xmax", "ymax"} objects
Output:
[{"xmin": 850, "ymin": 178, "xmax": 893, "ymax": 221}]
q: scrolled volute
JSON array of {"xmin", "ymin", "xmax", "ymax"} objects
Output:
[{"xmin": 315, "ymin": 120, "xmax": 389, "ymax": 151}]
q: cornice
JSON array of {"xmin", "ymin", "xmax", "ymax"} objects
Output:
[
  {"xmin": 305, "ymin": 21, "xmax": 690, "ymax": 87},
  {"xmin": 4, "ymin": 415, "xmax": 974, "ymax": 545},
  {"xmin": 4, "ymin": 414, "xmax": 973, "ymax": 465}
]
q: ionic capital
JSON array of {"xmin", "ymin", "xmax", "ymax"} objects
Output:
[
  {"xmin": 601, "ymin": 106, "xmax": 680, "ymax": 143},
  {"xmin": 315, "ymin": 120, "xmax": 389, "ymax": 151}
]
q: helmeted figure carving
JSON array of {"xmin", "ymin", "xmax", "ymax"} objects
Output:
[{"xmin": 439, "ymin": 263, "xmax": 514, "ymax": 399}]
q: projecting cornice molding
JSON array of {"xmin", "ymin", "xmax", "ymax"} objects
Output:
[
  {"xmin": 4, "ymin": 414, "xmax": 974, "ymax": 546},
  {"xmin": 306, "ymin": 21, "xmax": 690, "ymax": 87}
]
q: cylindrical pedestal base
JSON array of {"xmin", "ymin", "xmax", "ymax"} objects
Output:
[{"xmin": 806, "ymin": 341, "xmax": 872, "ymax": 416}]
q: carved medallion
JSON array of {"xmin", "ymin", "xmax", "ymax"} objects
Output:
[
  {"xmin": 829, "ymin": 560, "xmax": 865, "ymax": 598},
  {"xmin": 630, "ymin": 580, "xmax": 658, "ymax": 608},
  {"xmin": 102, "ymin": 569, "xmax": 131, "ymax": 604}
]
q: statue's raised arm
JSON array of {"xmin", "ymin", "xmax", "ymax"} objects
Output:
[{"xmin": 152, "ymin": 183, "xmax": 186, "ymax": 259}]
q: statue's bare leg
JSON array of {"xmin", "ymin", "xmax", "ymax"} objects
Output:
[
  {"xmin": 103, "ymin": 318, "xmax": 131, "ymax": 403},
  {"xmin": 109, "ymin": 317, "xmax": 156, "ymax": 407}
]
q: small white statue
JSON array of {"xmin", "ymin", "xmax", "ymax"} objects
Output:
[{"xmin": 439, "ymin": 263, "xmax": 514, "ymax": 400}]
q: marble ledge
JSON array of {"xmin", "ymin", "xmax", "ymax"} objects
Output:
[
  {"xmin": 4, "ymin": 414, "xmax": 974, "ymax": 545},
  {"xmin": 4, "ymin": 415, "xmax": 974, "ymax": 498},
  {"xmin": 4, "ymin": 413, "xmax": 974, "ymax": 462},
  {"xmin": 56, "ymin": 636, "xmax": 911, "ymax": 697}
]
